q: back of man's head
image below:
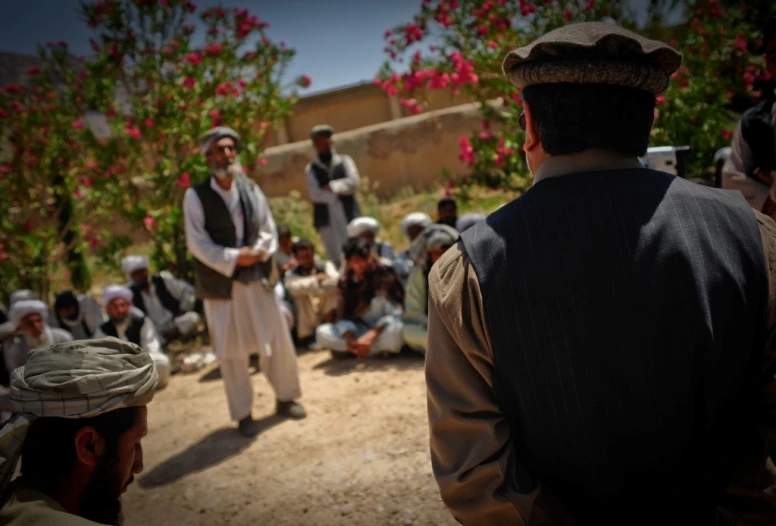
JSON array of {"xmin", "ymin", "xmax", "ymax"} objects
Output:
[
  {"xmin": 343, "ymin": 236, "xmax": 371, "ymax": 260},
  {"xmin": 522, "ymin": 83, "xmax": 656, "ymax": 157}
]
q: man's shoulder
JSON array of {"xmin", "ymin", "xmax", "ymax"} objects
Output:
[
  {"xmin": 0, "ymin": 485, "xmax": 103, "ymax": 526},
  {"xmin": 50, "ymin": 328, "xmax": 73, "ymax": 343}
]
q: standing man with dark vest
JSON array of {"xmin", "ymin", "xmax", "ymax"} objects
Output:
[
  {"xmin": 94, "ymin": 284, "xmax": 170, "ymax": 389},
  {"xmin": 427, "ymin": 23, "xmax": 776, "ymax": 524},
  {"xmin": 306, "ymin": 125, "xmax": 361, "ymax": 268},
  {"xmin": 184, "ymin": 127, "xmax": 305, "ymax": 437},
  {"xmin": 121, "ymin": 254, "xmax": 201, "ymax": 345},
  {"xmin": 723, "ymin": 18, "xmax": 776, "ymax": 218}
]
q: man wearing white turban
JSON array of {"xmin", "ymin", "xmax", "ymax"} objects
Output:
[
  {"xmin": 121, "ymin": 255, "xmax": 201, "ymax": 345},
  {"xmin": 0, "ymin": 338, "xmax": 157, "ymax": 525},
  {"xmin": 4, "ymin": 300, "xmax": 73, "ymax": 379},
  {"xmin": 346, "ymin": 216, "xmax": 396, "ymax": 266},
  {"xmin": 185, "ymin": 126, "xmax": 305, "ymax": 437},
  {"xmin": 394, "ymin": 212, "xmax": 433, "ymax": 283},
  {"xmin": 94, "ymin": 285, "xmax": 171, "ymax": 389}
]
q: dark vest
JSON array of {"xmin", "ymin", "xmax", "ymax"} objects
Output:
[
  {"xmin": 462, "ymin": 168, "xmax": 767, "ymax": 522},
  {"xmin": 56, "ymin": 315, "xmax": 93, "ymax": 338},
  {"xmin": 132, "ymin": 275, "xmax": 180, "ymax": 316},
  {"xmin": 101, "ymin": 313, "xmax": 145, "ymax": 346},
  {"xmin": 309, "ymin": 160, "xmax": 359, "ymax": 228},
  {"xmin": 191, "ymin": 180, "xmax": 274, "ymax": 300},
  {"xmin": 741, "ymin": 93, "xmax": 776, "ymax": 185}
]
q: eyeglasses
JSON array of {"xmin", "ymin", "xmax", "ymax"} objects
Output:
[{"xmin": 518, "ymin": 112, "xmax": 526, "ymax": 131}]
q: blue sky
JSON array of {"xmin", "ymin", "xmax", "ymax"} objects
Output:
[{"xmin": 0, "ymin": 0, "xmax": 424, "ymax": 94}]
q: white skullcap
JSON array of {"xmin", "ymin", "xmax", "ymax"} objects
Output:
[
  {"xmin": 121, "ymin": 255, "xmax": 149, "ymax": 275},
  {"xmin": 9, "ymin": 299, "xmax": 48, "ymax": 327},
  {"xmin": 456, "ymin": 213, "xmax": 486, "ymax": 233},
  {"xmin": 400, "ymin": 213, "xmax": 432, "ymax": 237},
  {"xmin": 102, "ymin": 284, "xmax": 133, "ymax": 307},
  {"xmin": 9, "ymin": 290, "xmax": 37, "ymax": 307},
  {"xmin": 347, "ymin": 217, "xmax": 381, "ymax": 238}
]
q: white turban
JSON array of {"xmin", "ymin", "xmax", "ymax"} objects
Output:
[
  {"xmin": 121, "ymin": 255, "xmax": 149, "ymax": 275},
  {"xmin": 102, "ymin": 284, "xmax": 133, "ymax": 307},
  {"xmin": 400, "ymin": 213, "xmax": 432, "ymax": 237},
  {"xmin": 8, "ymin": 300, "xmax": 48, "ymax": 327},
  {"xmin": 8, "ymin": 290, "xmax": 37, "ymax": 307},
  {"xmin": 456, "ymin": 213, "xmax": 486, "ymax": 233},
  {"xmin": 347, "ymin": 217, "xmax": 381, "ymax": 238}
]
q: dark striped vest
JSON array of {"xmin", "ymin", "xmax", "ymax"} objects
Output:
[
  {"xmin": 309, "ymin": 159, "xmax": 360, "ymax": 229},
  {"xmin": 132, "ymin": 275, "xmax": 180, "ymax": 316},
  {"xmin": 462, "ymin": 168, "xmax": 768, "ymax": 522},
  {"xmin": 100, "ymin": 314, "xmax": 145, "ymax": 346}
]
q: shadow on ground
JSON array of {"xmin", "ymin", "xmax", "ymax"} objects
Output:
[
  {"xmin": 138, "ymin": 415, "xmax": 286, "ymax": 488},
  {"xmin": 313, "ymin": 348, "xmax": 425, "ymax": 377},
  {"xmin": 198, "ymin": 355, "xmax": 262, "ymax": 382}
]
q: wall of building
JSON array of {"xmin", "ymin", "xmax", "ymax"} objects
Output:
[{"xmin": 255, "ymin": 102, "xmax": 483, "ymax": 199}]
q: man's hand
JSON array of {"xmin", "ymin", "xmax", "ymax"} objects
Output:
[
  {"xmin": 322, "ymin": 184, "xmax": 331, "ymax": 191},
  {"xmin": 316, "ymin": 273, "xmax": 329, "ymax": 284},
  {"xmin": 236, "ymin": 247, "xmax": 261, "ymax": 268}
]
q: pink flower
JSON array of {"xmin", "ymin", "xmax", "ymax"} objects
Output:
[
  {"xmin": 411, "ymin": 104, "xmax": 423, "ymax": 115},
  {"xmin": 458, "ymin": 136, "xmax": 476, "ymax": 166},
  {"xmin": 0, "ymin": 108, "xmax": 7, "ymax": 119},
  {"xmin": 72, "ymin": 119, "xmax": 84, "ymax": 130},
  {"xmin": 186, "ymin": 52, "xmax": 202, "ymax": 66},
  {"xmin": 208, "ymin": 109, "xmax": 221, "ymax": 125},
  {"xmin": 298, "ymin": 75, "xmax": 312, "ymax": 88},
  {"xmin": 125, "ymin": 126, "xmax": 141, "ymax": 140},
  {"xmin": 719, "ymin": 129, "xmax": 733, "ymax": 141},
  {"xmin": 259, "ymin": 158, "xmax": 268, "ymax": 166},
  {"xmin": 74, "ymin": 188, "xmax": 84, "ymax": 198},
  {"xmin": 565, "ymin": 10, "xmax": 574, "ymax": 20},
  {"xmin": 216, "ymin": 82, "xmax": 231, "ymax": 95},
  {"xmin": 734, "ymin": 35, "xmax": 747, "ymax": 53},
  {"xmin": 182, "ymin": 77, "xmax": 196, "ymax": 89},
  {"xmin": 479, "ymin": 132, "xmax": 490, "ymax": 140},
  {"xmin": 177, "ymin": 172, "xmax": 191, "ymax": 188},
  {"xmin": 511, "ymin": 92, "xmax": 522, "ymax": 105},
  {"xmin": 205, "ymin": 43, "xmax": 223, "ymax": 56},
  {"xmin": 521, "ymin": 4, "xmax": 535, "ymax": 16},
  {"xmin": 655, "ymin": 95, "xmax": 666, "ymax": 106},
  {"xmin": 144, "ymin": 216, "xmax": 158, "ymax": 229},
  {"xmin": 79, "ymin": 176, "xmax": 94, "ymax": 188},
  {"xmin": 144, "ymin": 118, "xmax": 154, "ymax": 128},
  {"xmin": 487, "ymin": 41, "xmax": 498, "ymax": 50}
]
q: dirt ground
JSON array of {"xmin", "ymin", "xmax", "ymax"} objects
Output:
[{"xmin": 123, "ymin": 348, "xmax": 457, "ymax": 526}]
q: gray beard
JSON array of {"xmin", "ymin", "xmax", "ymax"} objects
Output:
[
  {"xmin": 212, "ymin": 159, "xmax": 243, "ymax": 181},
  {"xmin": 24, "ymin": 329, "xmax": 50, "ymax": 349}
]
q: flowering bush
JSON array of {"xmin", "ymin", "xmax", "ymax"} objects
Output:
[
  {"xmin": 377, "ymin": 0, "xmax": 769, "ymax": 189},
  {"xmin": 78, "ymin": 0, "xmax": 306, "ymax": 280}
]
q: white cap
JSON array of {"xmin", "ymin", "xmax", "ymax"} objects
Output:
[
  {"xmin": 9, "ymin": 299, "xmax": 48, "ymax": 327},
  {"xmin": 347, "ymin": 217, "xmax": 381, "ymax": 238},
  {"xmin": 400, "ymin": 213, "xmax": 432, "ymax": 237},
  {"xmin": 121, "ymin": 255, "xmax": 149, "ymax": 275},
  {"xmin": 102, "ymin": 284, "xmax": 133, "ymax": 307}
]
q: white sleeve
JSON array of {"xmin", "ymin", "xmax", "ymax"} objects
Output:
[
  {"xmin": 183, "ymin": 188, "xmax": 240, "ymax": 277},
  {"xmin": 328, "ymin": 156, "xmax": 360, "ymax": 196},
  {"xmin": 93, "ymin": 328, "xmax": 108, "ymax": 339},
  {"xmin": 721, "ymin": 120, "xmax": 770, "ymax": 211},
  {"xmin": 160, "ymin": 272, "xmax": 197, "ymax": 312},
  {"xmin": 140, "ymin": 318, "xmax": 162, "ymax": 355},
  {"xmin": 306, "ymin": 165, "xmax": 338, "ymax": 205},
  {"xmin": 250, "ymin": 185, "xmax": 278, "ymax": 260},
  {"xmin": 82, "ymin": 297, "xmax": 106, "ymax": 336}
]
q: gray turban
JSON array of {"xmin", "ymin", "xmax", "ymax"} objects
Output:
[
  {"xmin": 409, "ymin": 224, "xmax": 459, "ymax": 270},
  {"xmin": 199, "ymin": 126, "xmax": 241, "ymax": 156},
  {"xmin": 503, "ymin": 22, "xmax": 682, "ymax": 95},
  {"xmin": 310, "ymin": 124, "xmax": 334, "ymax": 140},
  {"xmin": 0, "ymin": 338, "xmax": 158, "ymax": 492}
]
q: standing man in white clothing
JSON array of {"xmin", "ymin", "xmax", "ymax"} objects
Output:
[
  {"xmin": 306, "ymin": 125, "xmax": 361, "ymax": 268},
  {"xmin": 184, "ymin": 126, "xmax": 305, "ymax": 437}
]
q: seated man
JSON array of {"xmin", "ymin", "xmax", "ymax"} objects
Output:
[
  {"xmin": 346, "ymin": 217, "xmax": 396, "ymax": 266},
  {"xmin": 316, "ymin": 237, "xmax": 405, "ymax": 359},
  {"xmin": 0, "ymin": 338, "xmax": 157, "ymax": 525},
  {"xmin": 48, "ymin": 290, "xmax": 104, "ymax": 340},
  {"xmin": 284, "ymin": 239, "xmax": 339, "ymax": 346},
  {"xmin": 95, "ymin": 285, "xmax": 171, "ymax": 389},
  {"xmin": 436, "ymin": 196, "xmax": 459, "ymax": 229},
  {"xmin": 4, "ymin": 299, "xmax": 72, "ymax": 378},
  {"xmin": 394, "ymin": 212, "xmax": 432, "ymax": 283},
  {"xmin": 122, "ymin": 255, "xmax": 200, "ymax": 345},
  {"xmin": 402, "ymin": 224, "xmax": 458, "ymax": 354},
  {"xmin": 276, "ymin": 225, "xmax": 297, "ymax": 278}
]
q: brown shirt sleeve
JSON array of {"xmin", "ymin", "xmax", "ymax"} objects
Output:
[{"xmin": 426, "ymin": 242, "xmax": 530, "ymax": 525}]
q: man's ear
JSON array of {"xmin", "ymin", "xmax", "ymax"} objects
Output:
[
  {"xmin": 523, "ymin": 103, "xmax": 541, "ymax": 153},
  {"xmin": 74, "ymin": 427, "xmax": 105, "ymax": 469}
]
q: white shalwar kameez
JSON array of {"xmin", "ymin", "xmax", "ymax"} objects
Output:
[
  {"xmin": 306, "ymin": 153, "xmax": 360, "ymax": 267},
  {"xmin": 184, "ymin": 178, "xmax": 302, "ymax": 422}
]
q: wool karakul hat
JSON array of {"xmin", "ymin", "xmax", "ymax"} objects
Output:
[
  {"xmin": 502, "ymin": 22, "xmax": 682, "ymax": 95},
  {"xmin": 310, "ymin": 124, "xmax": 334, "ymax": 140}
]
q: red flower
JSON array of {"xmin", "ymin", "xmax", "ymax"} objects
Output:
[
  {"xmin": 655, "ymin": 95, "xmax": 666, "ymax": 106},
  {"xmin": 177, "ymin": 172, "xmax": 191, "ymax": 188},
  {"xmin": 298, "ymin": 75, "xmax": 312, "ymax": 88},
  {"xmin": 521, "ymin": 4, "xmax": 535, "ymax": 15},
  {"xmin": 72, "ymin": 119, "xmax": 84, "ymax": 130},
  {"xmin": 144, "ymin": 118, "xmax": 154, "ymax": 128},
  {"xmin": 487, "ymin": 41, "xmax": 498, "ymax": 50},
  {"xmin": 125, "ymin": 126, "xmax": 141, "ymax": 140},
  {"xmin": 719, "ymin": 129, "xmax": 733, "ymax": 142},
  {"xmin": 511, "ymin": 92, "xmax": 522, "ymax": 105},
  {"xmin": 0, "ymin": 108, "xmax": 8, "ymax": 119},
  {"xmin": 216, "ymin": 82, "xmax": 231, "ymax": 95},
  {"xmin": 79, "ymin": 176, "xmax": 94, "ymax": 188},
  {"xmin": 144, "ymin": 216, "xmax": 158, "ymax": 229},
  {"xmin": 458, "ymin": 136, "xmax": 476, "ymax": 166},
  {"xmin": 734, "ymin": 35, "xmax": 747, "ymax": 53},
  {"xmin": 584, "ymin": 0, "xmax": 596, "ymax": 11},
  {"xmin": 205, "ymin": 43, "xmax": 223, "ymax": 56},
  {"xmin": 479, "ymin": 132, "xmax": 491, "ymax": 140},
  {"xmin": 259, "ymin": 158, "xmax": 268, "ymax": 166},
  {"xmin": 27, "ymin": 67, "xmax": 40, "ymax": 76},
  {"xmin": 565, "ymin": 10, "xmax": 574, "ymax": 20},
  {"xmin": 182, "ymin": 77, "xmax": 196, "ymax": 89},
  {"xmin": 208, "ymin": 109, "xmax": 221, "ymax": 125},
  {"xmin": 186, "ymin": 52, "xmax": 202, "ymax": 65}
]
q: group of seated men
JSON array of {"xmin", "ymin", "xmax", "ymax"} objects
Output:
[
  {"xmin": 0, "ymin": 255, "xmax": 202, "ymax": 392},
  {"xmin": 275, "ymin": 196, "xmax": 485, "ymax": 358}
]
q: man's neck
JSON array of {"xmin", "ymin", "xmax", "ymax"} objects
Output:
[
  {"xmin": 212, "ymin": 175, "xmax": 233, "ymax": 191},
  {"xmin": 532, "ymin": 148, "xmax": 642, "ymax": 185}
]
